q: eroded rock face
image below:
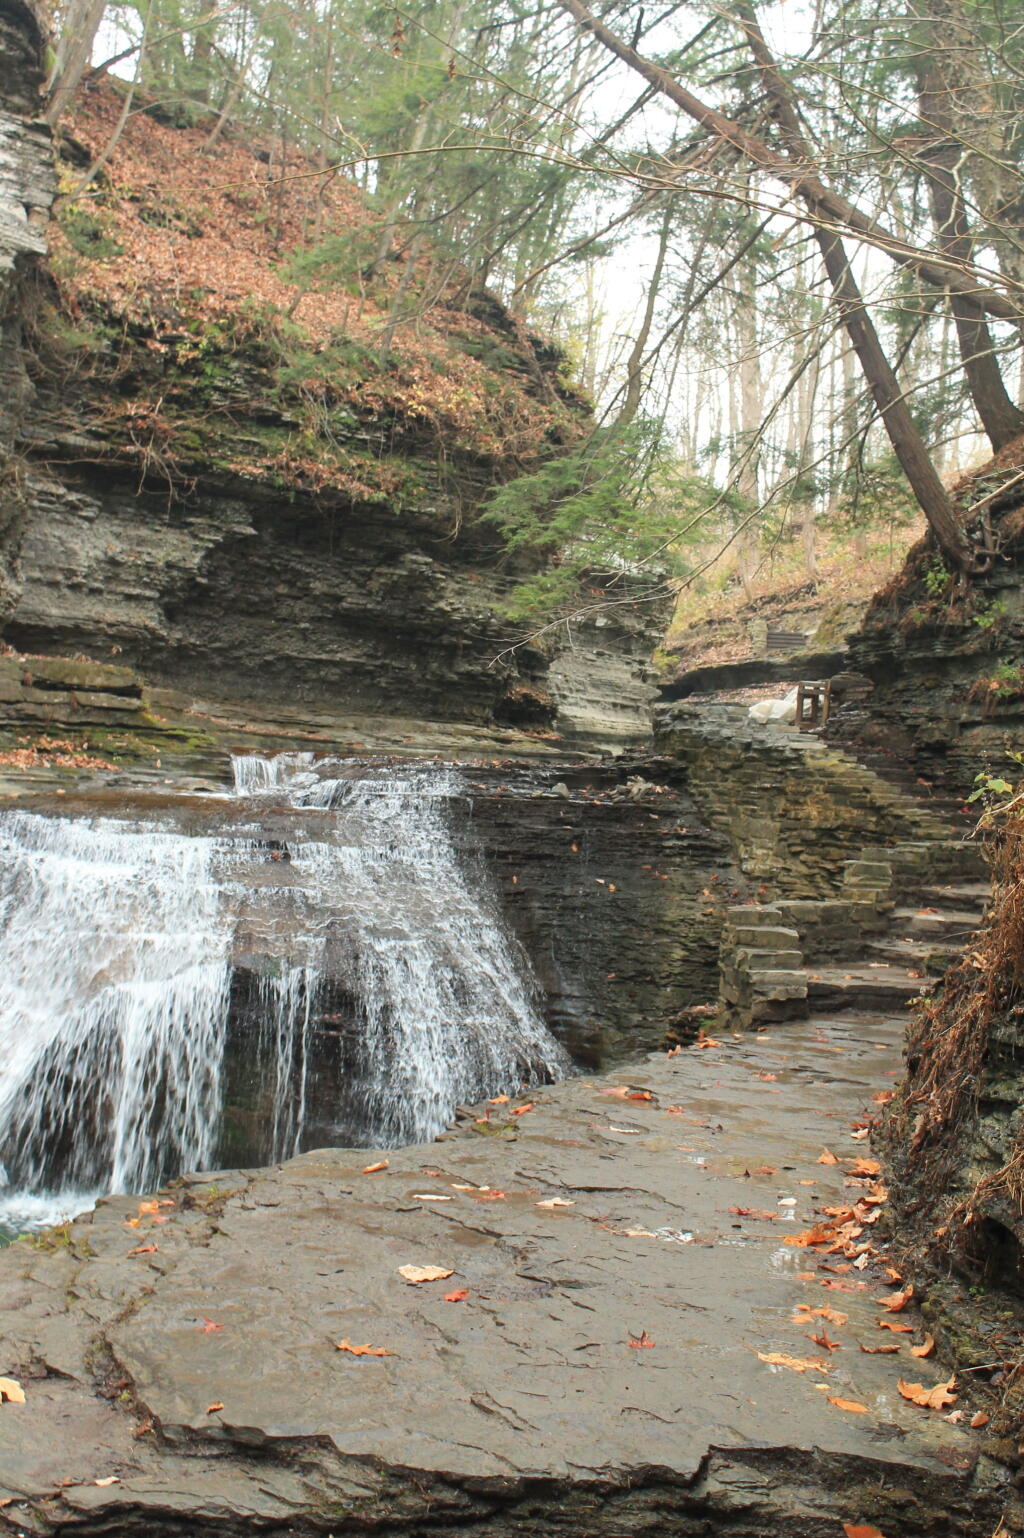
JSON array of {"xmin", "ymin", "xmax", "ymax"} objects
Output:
[
  {"xmin": 826, "ymin": 543, "xmax": 1024, "ymax": 796},
  {"xmin": 456, "ymin": 760, "xmax": 740, "ymax": 1060},
  {"xmin": 654, "ymin": 703, "xmax": 949, "ymax": 896},
  {"xmin": 0, "ymin": 0, "xmax": 53, "ymax": 623},
  {"xmin": 4, "ymin": 450, "xmax": 663, "ymax": 747}
]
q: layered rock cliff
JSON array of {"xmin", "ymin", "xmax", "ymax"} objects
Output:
[
  {"xmin": 0, "ymin": 0, "xmax": 53, "ymax": 625},
  {"xmin": 0, "ymin": 36, "xmax": 663, "ymax": 753},
  {"xmin": 826, "ymin": 440, "xmax": 1024, "ymax": 795}
]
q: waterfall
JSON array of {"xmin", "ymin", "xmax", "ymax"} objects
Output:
[{"xmin": 0, "ymin": 758, "xmax": 567, "ymax": 1232}]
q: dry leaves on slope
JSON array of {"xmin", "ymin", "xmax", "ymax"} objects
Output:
[{"xmin": 910, "ymin": 1334, "xmax": 935, "ymax": 1358}]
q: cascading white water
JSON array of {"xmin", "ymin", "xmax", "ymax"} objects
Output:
[
  {"xmin": 0, "ymin": 757, "xmax": 567, "ymax": 1232},
  {"xmin": 234, "ymin": 754, "xmax": 568, "ymax": 1144}
]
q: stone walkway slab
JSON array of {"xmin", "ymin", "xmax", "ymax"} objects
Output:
[{"xmin": 0, "ymin": 1013, "xmax": 1004, "ymax": 1535}]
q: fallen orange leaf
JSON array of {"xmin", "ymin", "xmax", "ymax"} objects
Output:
[
  {"xmin": 628, "ymin": 1331, "xmax": 655, "ymax": 1349},
  {"xmin": 971, "ymin": 1411, "xmax": 990, "ymax": 1428},
  {"xmin": 509, "ymin": 1103, "xmax": 534, "ymax": 1116},
  {"xmin": 128, "ymin": 1244, "xmax": 158, "ymax": 1256},
  {"xmin": 810, "ymin": 1329, "xmax": 842, "ymax": 1352},
  {"xmin": 444, "ymin": 1288, "xmax": 469, "ymax": 1302},
  {"xmin": 206, "ymin": 1402, "xmax": 224, "ymax": 1413},
  {"xmin": 362, "ymin": 1160, "xmax": 389, "ymax": 1174},
  {"xmin": 784, "ymin": 1225, "xmax": 834, "ymax": 1247},
  {"xmin": 878, "ymin": 1320, "xmax": 914, "ymax": 1333},
  {"xmin": 910, "ymin": 1334, "xmax": 935, "ymax": 1358},
  {"xmin": 199, "ymin": 1319, "xmax": 222, "ymax": 1334},
  {"xmin": 793, "ymin": 1304, "xmax": 848, "ymax": 1326},
  {"xmin": 336, "ymin": 1340, "xmax": 395, "ymax": 1357},
  {"xmin": 756, "ymin": 1351, "xmax": 829, "ymax": 1373},
  {"xmin": 843, "ymin": 1525, "xmax": 886, "ymax": 1538},
  {"xmin": 0, "ymin": 1377, "xmax": 25, "ymax": 1404},
  {"xmin": 847, "ymin": 1157, "xmax": 881, "ymax": 1177},
  {"xmin": 877, "ymin": 1286, "xmax": 914, "ymax": 1312},
  {"xmin": 488, "ymin": 1094, "xmax": 510, "ymax": 1105},
  {"xmin": 398, "ymin": 1265, "xmax": 454, "ymax": 1284},
  {"xmin": 828, "ymin": 1396, "xmax": 871, "ymax": 1413},
  {"xmin": 898, "ymin": 1376, "xmax": 957, "ymax": 1410},
  {"xmin": 859, "ymin": 1342, "xmax": 900, "ymax": 1354}
]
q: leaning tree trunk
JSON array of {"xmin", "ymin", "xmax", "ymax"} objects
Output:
[
  {"xmin": 916, "ymin": 61, "xmax": 1024, "ymax": 452},
  {"xmin": 557, "ymin": 0, "xmax": 1006, "ymax": 573}
]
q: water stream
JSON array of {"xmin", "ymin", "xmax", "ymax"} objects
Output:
[{"xmin": 0, "ymin": 755, "xmax": 567, "ymax": 1233}]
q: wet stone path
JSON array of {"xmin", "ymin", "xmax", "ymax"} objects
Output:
[{"xmin": 0, "ymin": 1013, "xmax": 1007, "ymax": 1537}]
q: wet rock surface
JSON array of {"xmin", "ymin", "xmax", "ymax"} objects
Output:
[{"xmin": 0, "ymin": 1010, "xmax": 1004, "ymax": 1536}]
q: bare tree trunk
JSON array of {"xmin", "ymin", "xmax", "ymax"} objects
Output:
[
  {"xmin": 72, "ymin": 0, "xmax": 154, "ymax": 194},
  {"xmin": 204, "ymin": 4, "xmax": 270, "ymax": 152},
  {"xmin": 916, "ymin": 60, "xmax": 1024, "ymax": 451},
  {"xmin": 557, "ymin": 0, "xmax": 1021, "ymax": 324},
  {"xmin": 617, "ymin": 202, "xmax": 672, "ymax": 424},
  {"xmin": 564, "ymin": 0, "xmax": 980, "ymax": 573},
  {"xmin": 735, "ymin": 245, "xmax": 761, "ymax": 594},
  {"xmin": 45, "ymin": 0, "xmax": 109, "ymax": 126}
]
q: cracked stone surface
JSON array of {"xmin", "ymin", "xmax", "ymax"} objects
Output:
[{"xmin": 0, "ymin": 1012, "xmax": 1007, "ymax": 1535}]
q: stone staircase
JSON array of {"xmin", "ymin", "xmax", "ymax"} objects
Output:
[{"xmin": 718, "ymin": 801, "xmax": 988, "ymax": 1029}]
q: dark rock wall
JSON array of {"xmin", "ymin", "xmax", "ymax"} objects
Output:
[
  {"xmin": 459, "ymin": 762, "xmax": 743, "ymax": 1061},
  {"xmin": 0, "ymin": 0, "xmax": 53, "ymax": 623},
  {"xmin": 827, "ymin": 545, "xmax": 1024, "ymax": 796},
  {"xmin": 655, "ymin": 704, "xmax": 944, "ymax": 898},
  {"xmin": 4, "ymin": 423, "xmax": 663, "ymax": 746}
]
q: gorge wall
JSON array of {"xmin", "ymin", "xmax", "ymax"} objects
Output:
[
  {"xmin": 825, "ymin": 461, "xmax": 1024, "ymax": 796},
  {"xmin": 0, "ymin": 18, "xmax": 662, "ymax": 754}
]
